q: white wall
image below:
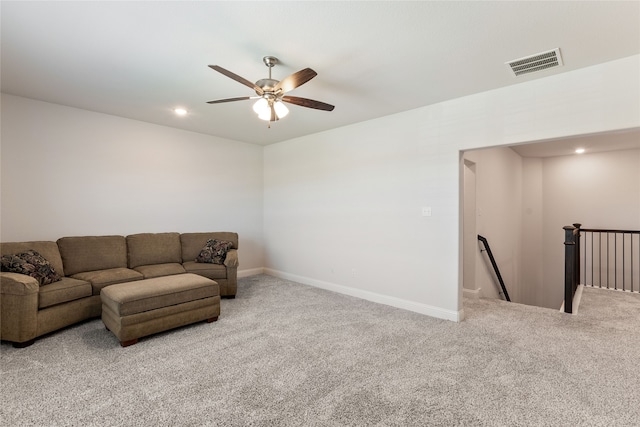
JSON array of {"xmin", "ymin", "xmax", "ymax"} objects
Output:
[
  {"xmin": 461, "ymin": 160, "xmax": 477, "ymax": 296},
  {"xmin": 540, "ymin": 148, "xmax": 640, "ymax": 307},
  {"xmin": 521, "ymin": 157, "xmax": 544, "ymax": 307},
  {"xmin": 464, "ymin": 147, "xmax": 523, "ymax": 303},
  {"xmin": 264, "ymin": 112, "xmax": 460, "ymax": 320},
  {"xmin": 0, "ymin": 94, "xmax": 265, "ymax": 272},
  {"xmin": 263, "ymin": 55, "xmax": 640, "ymax": 321}
]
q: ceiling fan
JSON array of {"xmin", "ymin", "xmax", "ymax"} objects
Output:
[{"xmin": 207, "ymin": 56, "xmax": 334, "ymax": 126}]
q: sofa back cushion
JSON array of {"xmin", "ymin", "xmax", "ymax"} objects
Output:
[
  {"xmin": 180, "ymin": 232, "xmax": 238, "ymax": 262},
  {"xmin": 1, "ymin": 241, "xmax": 66, "ymax": 277},
  {"xmin": 126, "ymin": 232, "xmax": 182, "ymax": 268},
  {"xmin": 57, "ymin": 235, "xmax": 127, "ymax": 276}
]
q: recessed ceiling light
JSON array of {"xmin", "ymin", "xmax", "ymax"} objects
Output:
[
  {"xmin": 174, "ymin": 108, "xmax": 187, "ymax": 116},
  {"xmin": 575, "ymin": 148, "xmax": 585, "ymax": 154}
]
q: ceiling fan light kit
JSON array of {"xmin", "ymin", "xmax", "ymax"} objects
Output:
[
  {"xmin": 207, "ymin": 56, "xmax": 334, "ymax": 127},
  {"xmin": 273, "ymin": 101, "xmax": 289, "ymax": 118}
]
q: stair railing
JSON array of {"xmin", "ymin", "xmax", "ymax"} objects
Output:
[
  {"xmin": 563, "ymin": 223, "xmax": 639, "ymax": 314},
  {"xmin": 477, "ymin": 235, "xmax": 511, "ymax": 302}
]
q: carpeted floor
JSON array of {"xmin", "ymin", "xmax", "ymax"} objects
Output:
[{"xmin": 1, "ymin": 275, "xmax": 639, "ymax": 426}]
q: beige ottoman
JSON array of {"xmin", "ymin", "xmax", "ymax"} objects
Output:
[{"xmin": 101, "ymin": 273, "xmax": 220, "ymax": 347}]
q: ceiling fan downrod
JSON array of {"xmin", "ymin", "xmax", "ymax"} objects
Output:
[
  {"xmin": 263, "ymin": 56, "xmax": 278, "ymax": 79},
  {"xmin": 256, "ymin": 56, "xmax": 280, "ymax": 96}
]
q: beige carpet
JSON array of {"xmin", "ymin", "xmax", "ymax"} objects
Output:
[{"xmin": 1, "ymin": 276, "xmax": 639, "ymax": 426}]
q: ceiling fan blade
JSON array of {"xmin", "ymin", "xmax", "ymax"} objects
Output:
[
  {"xmin": 282, "ymin": 96, "xmax": 335, "ymax": 111},
  {"xmin": 274, "ymin": 68, "xmax": 317, "ymax": 94},
  {"xmin": 206, "ymin": 96, "xmax": 252, "ymax": 104},
  {"xmin": 209, "ymin": 65, "xmax": 264, "ymax": 96}
]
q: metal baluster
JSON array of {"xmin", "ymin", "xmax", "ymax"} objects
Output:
[
  {"xmin": 598, "ymin": 232, "xmax": 601, "ymax": 288},
  {"xmin": 613, "ymin": 232, "xmax": 616, "ymax": 290},
  {"xmin": 622, "ymin": 233, "xmax": 627, "ymax": 291},
  {"xmin": 606, "ymin": 232, "xmax": 609, "ymax": 289},
  {"xmin": 592, "ymin": 231, "xmax": 595, "ymax": 287},
  {"xmin": 583, "ymin": 231, "xmax": 587, "ymax": 287}
]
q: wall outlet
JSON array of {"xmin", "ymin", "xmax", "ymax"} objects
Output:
[{"xmin": 422, "ymin": 206, "xmax": 432, "ymax": 217}]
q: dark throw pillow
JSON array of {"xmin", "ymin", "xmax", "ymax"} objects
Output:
[
  {"xmin": 0, "ymin": 250, "xmax": 61, "ymax": 286},
  {"xmin": 195, "ymin": 239, "xmax": 233, "ymax": 265}
]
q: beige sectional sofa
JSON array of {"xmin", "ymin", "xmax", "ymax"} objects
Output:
[{"xmin": 0, "ymin": 232, "xmax": 238, "ymax": 347}]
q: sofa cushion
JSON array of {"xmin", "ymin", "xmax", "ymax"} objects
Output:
[
  {"xmin": 133, "ymin": 263, "xmax": 186, "ymax": 279},
  {"xmin": 181, "ymin": 232, "xmax": 238, "ymax": 263},
  {"xmin": 195, "ymin": 239, "xmax": 233, "ymax": 265},
  {"xmin": 72, "ymin": 268, "xmax": 143, "ymax": 295},
  {"xmin": 38, "ymin": 277, "xmax": 92, "ymax": 309},
  {"xmin": 126, "ymin": 233, "xmax": 182, "ymax": 269},
  {"xmin": 182, "ymin": 261, "xmax": 227, "ymax": 280},
  {"xmin": 1, "ymin": 241, "xmax": 65, "ymax": 277},
  {"xmin": 1, "ymin": 250, "xmax": 61, "ymax": 286},
  {"xmin": 57, "ymin": 236, "xmax": 128, "ymax": 276}
]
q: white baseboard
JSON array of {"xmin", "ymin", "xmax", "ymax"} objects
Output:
[
  {"xmin": 463, "ymin": 287, "xmax": 481, "ymax": 300},
  {"xmin": 264, "ymin": 268, "xmax": 463, "ymax": 322},
  {"xmin": 238, "ymin": 267, "xmax": 264, "ymax": 278}
]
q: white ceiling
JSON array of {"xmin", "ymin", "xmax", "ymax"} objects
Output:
[
  {"xmin": 1, "ymin": 1, "xmax": 639, "ymax": 147},
  {"xmin": 510, "ymin": 128, "xmax": 640, "ymax": 158}
]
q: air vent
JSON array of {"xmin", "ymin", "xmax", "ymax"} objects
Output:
[{"xmin": 505, "ymin": 48, "xmax": 563, "ymax": 77}]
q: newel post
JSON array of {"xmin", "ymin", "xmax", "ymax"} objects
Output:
[
  {"xmin": 573, "ymin": 223, "xmax": 581, "ymax": 294},
  {"xmin": 564, "ymin": 225, "xmax": 577, "ymax": 313}
]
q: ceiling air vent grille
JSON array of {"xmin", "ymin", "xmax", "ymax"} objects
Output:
[{"xmin": 506, "ymin": 48, "xmax": 563, "ymax": 77}]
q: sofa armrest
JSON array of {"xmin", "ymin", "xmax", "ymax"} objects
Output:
[
  {"xmin": 0, "ymin": 272, "xmax": 40, "ymax": 295},
  {"xmin": 0, "ymin": 272, "xmax": 39, "ymax": 344},
  {"xmin": 224, "ymin": 249, "xmax": 239, "ymax": 268}
]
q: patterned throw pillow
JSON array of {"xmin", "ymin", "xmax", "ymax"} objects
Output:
[
  {"xmin": 195, "ymin": 239, "xmax": 233, "ymax": 265},
  {"xmin": 0, "ymin": 250, "xmax": 61, "ymax": 286}
]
